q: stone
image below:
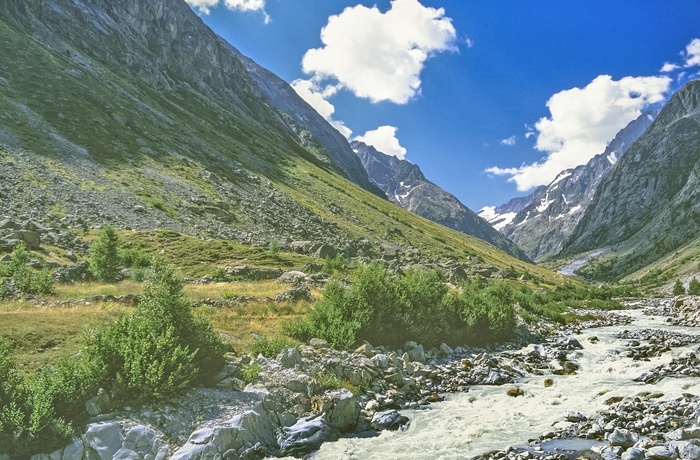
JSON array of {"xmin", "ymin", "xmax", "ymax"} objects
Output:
[
  {"xmin": 85, "ymin": 388, "xmax": 111, "ymax": 417},
  {"xmin": 506, "ymin": 387, "xmax": 524, "ymax": 397},
  {"xmin": 645, "ymin": 446, "xmax": 678, "ymax": 460},
  {"xmin": 355, "ymin": 342, "xmax": 376, "ymax": 358},
  {"xmin": 277, "ymin": 271, "xmax": 307, "ymax": 284},
  {"xmin": 84, "ymin": 422, "xmax": 124, "ymax": 460},
  {"xmin": 277, "ymin": 347, "xmax": 303, "ymax": 369},
  {"xmin": 314, "ymin": 244, "xmax": 338, "ymax": 260},
  {"xmin": 668, "ymin": 428, "xmax": 700, "ymax": 441},
  {"xmin": 623, "ymin": 448, "xmax": 646, "ymax": 460},
  {"xmin": 544, "ymin": 378, "xmax": 554, "ymax": 387},
  {"xmin": 370, "ymin": 410, "xmax": 409, "ymax": 431},
  {"xmin": 440, "ymin": 343, "xmax": 454, "ymax": 356},
  {"xmin": 566, "ymin": 411, "xmax": 587, "ymax": 423},
  {"xmin": 561, "ymin": 337, "xmax": 583, "ymax": 350},
  {"xmin": 62, "ymin": 437, "xmax": 85, "ymax": 460},
  {"xmin": 309, "ymin": 338, "xmax": 329, "ymax": 349},
  {"xmin": 10, "ymin": 229, "xmax": 41, "ymax": 249},
  {"xmin": 676, "ymin": 442, "xmax": 700, "ymax": 460},
  {"xmin": 407, "ymin": 345, "xmax": 426, "ymax": 363},
  {"xmin": 311, "ymin": 389, "xmax": 359, "ymax": 433},
  {"xmin": 278, "ymin": 415, "xmax": 337, "ymax": 457},
  {"xmin": 609, "ymin": 427, "xmax": 636, "ymax": 448}
]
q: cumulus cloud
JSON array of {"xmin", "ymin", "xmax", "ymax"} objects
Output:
[
  {"xmin": 301, "ymin": 0, "xmax": 457, "ymax": 104},
  {"xmin": 354, "ymin": 126, "xmax": 408, "ymax": 159},
  {"xmin": 660, "ymin": 62, "xmax": 680, "ymax": 73},
  {"xmin": 186, "ymin": 0, "xmax": 269, "ymax": 22},
  {"xmin": 500, "ymin": 136, "xmax": 517, "ymax": 146},
  {"xmin": 686, "ymin": 38, "xmax": 700, "ymax": 67},
  {"xmin": 291, "ymin": 79, "xmax": 352, "ymax": 138},
  {"xmin": 486, "ymin": 74, "xmax": 671, "ymax": 191}
]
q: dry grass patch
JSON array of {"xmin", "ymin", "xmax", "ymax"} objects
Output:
[
  {"xmin": 196, "ymin": 300, "xmax": 314, "ymax": 353},
  {"xmin": 185, "ymin": 281, "xmax": 321, "ymax": 300},
  {"xmin": 52, "ymin": 280, "xmax": 144, "ymax": 300},
  {"xmin": 0, "ymin": 302, "xmax": 132, "ymax": 373}
]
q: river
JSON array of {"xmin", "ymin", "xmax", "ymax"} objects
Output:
[{"xmin": 310, "ymin": 307, "xmax": 700, "ymax": 459}]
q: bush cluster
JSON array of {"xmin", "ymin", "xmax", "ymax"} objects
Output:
[
  {"xmin": 0, "ymin": 261, "xmax": 226, "ymax": 457},
  {"xmin": 690, "ymin": 278, "xmax": 700, "ymax": 296},
  {"xmin": 286, "ymin": 265, "xmax": 635, "ymax": 350},
  {"xmin": 0, "ymin": 243, "xmax": 54, "ymax": 298},
  {"xmin": 285, "ymin": 264, "xmax": 517, "ymax": 349}
]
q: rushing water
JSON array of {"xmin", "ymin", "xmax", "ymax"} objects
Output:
[{"xmin": 311, "ymin": 309, "xmax": 700, "ymax": 460}]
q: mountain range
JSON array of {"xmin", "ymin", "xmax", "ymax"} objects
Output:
[
  {"xmin": 480, "ymin": 110, "xmax": 658, "ymax": 262},
  {"xmin": 353, "ymin": 140, "xmax": 528, "ymax": 260},
  {"xmin": 0, "ymin": 0, "xmax": 549, "ymax": 281}
]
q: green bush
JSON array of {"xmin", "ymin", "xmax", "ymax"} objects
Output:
[
  {"xmin": 238, "ymin": 363, "xmax": 261, "ymax": 384},
  {"xmin": 268, "ymin": 241, "xmax": 280, "ymax": 257},
  {"xmin": 250, "ymin": 336, "xmax": 298, "ymax": 357},
  {"xmin": 89, "ymin": 226, "xmax": 120, "ymax": 283},
  {"xmin": 287, "ymin": 265, "xmax": 516, "ymax": 349},
  {"xmin": 119, "ymin": 248, "xmax": 151, "ymax": 269},
  {"xmin": 0, "ymin": 340, "xmax": 73, "ymax": 457},
  {"xmin": 689, "ymin": 278, "xmax": 700, "ymax": 296},
  {"xmin": 673, "ymin": 280, "xmax": 686, "ymax": 295},
  {"xmin": 85, "ymin": 260, "xmax": 226, "ymax": 403},
  {"xmin": 322, "ymin": 254, "xmax": 345, "ymax": 275},
  {"xmin": 6, "ymin": 243, "xmax": 54, "ymax": 296},
  {"xmin": 314, "ymin": 371, "xmax": 341, "ymax": 391}
]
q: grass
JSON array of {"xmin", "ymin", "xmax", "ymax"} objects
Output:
[{"xmin": 0, "ymin": 301, "xmax": 131, "ymax": 373}]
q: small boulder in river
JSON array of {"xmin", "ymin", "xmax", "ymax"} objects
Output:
[
  {"xmin": 609, "ymin": 427, "xmax": 636, "ymax": 448},
  {"xmin": 506, "ymin": 387, "xmax": 524, "ymax": 397},
  {"xmin": 370, "ymin": 410, "xmax": 409, "ymax": 431}
]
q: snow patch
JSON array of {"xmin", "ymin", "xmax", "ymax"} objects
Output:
[
  {"xmin": 549, "ymin": 171, "xmax": 572, "ymax": 188},
  {"xmin": 536, "ymin": 193, "xmax": 554, "ymax": 213},
  {"xmin": 607, "ymin": 151, "xmax": 618, "ymax": 165},
  {"xmin": 568, "ymin": 205, "xmax": 582, "ymax": 215},
  {"xmin": 479, "ymin": 207, "xmax": 516, "ymax": 231}
]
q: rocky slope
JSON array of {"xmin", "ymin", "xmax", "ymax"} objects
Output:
[
  {"xmin": 353, "ymin": 141, "xmax": 529, "ymax": 261},
  {"xmin": 482, "ymin": 111, "xmax": 657, "ymax": 262},
  {"xmin": 0, "ymin": 0, "xmax": 549, "ymax": 278},
  {"xmin": 561, "ymin": 80, "xmax": 700, "ymax": 280}
]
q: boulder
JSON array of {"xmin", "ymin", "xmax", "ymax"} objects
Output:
[
  {"xmin": 609, "ymin": 427, "xmax": 636, "ymax": 448},
  {"xmin": 645, "ymin": 446, "xmax": 677, "ymax": 460},
  {"xmin": 277, "ymin": 271, "xmax": 307, "ymax": 284},
  {"xmin": 370, "ymin": 410, "xmax": 409, "ymax": 431},
  {"xmin": 406, "ymin": 345, "xmax": 426, "ymax": 364},
  {"xmin": 311, "ymin": 389, "xmax": 359, "ymax": 433},
  {"xmin": 274, "ymin": 286, "xmax": 311, "ymax": 303},
  {"xmin": 565, "ymin": 411, "xmax": 587, "ymax": 423},
  {"xmin": 278, "ymin": 415, "xmax": 337, "ymax": 457},
  {"xmin": 622, "ymin": 448, "xmax": 646, "ymax": 460},
  {"xmin": 10, "ymin": 229, "xmax": 41, "ymax": 249},
  {"xmin": 84, "ymin": 422, "xmax": 124, "ymax": 460},
  {"xmin": 85, "ymin": 388, "xmax": 111, "ymax": 417},
  {"xmin": 277, "ymin": 347, "xmax": 303, "ymax": 369}
]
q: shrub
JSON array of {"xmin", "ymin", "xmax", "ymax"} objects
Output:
[
  {"xmin": 268, "ymin": 241, "xmax": 280, "ymax": 257},
  {"xmin": 238, "ymin": 363, "xmax": 261, "ymax": 384},
  {"xmin": 250, "ymin": 336, "xmax": 298, "ymax": 358},
  {"xmin": 119, "ymin": 248, "xmax": 151, "ymax": 269},
  {"xmin": 689, "ymin": 278, "xmax": 700, "ymax": 296},
  {"xmin": 85, "ymin": 260, "xmax": 226, "ymax": 403},
  {"xmin": 89, "ymin": 226, "xmax": 120, "ymax": 283},
  {"xmin": 322, "ymin": 254, "xmax": 345, "ymax": 275},
  {"xmin": 672, "ymin": 280, "xmax": 686, "ymax": 295},
  {"xmin": 7, "ymin": 243, "xmax": 54, "ymax": 296},
  {"xmin": 314, "ymin": 371, "xmax": 341, "ymax": 391}
]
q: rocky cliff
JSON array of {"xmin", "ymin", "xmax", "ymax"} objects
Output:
[
  {"xmin": 353, "ymin": 141, "xmax": 529, "ymax": 261},
  {"xmin": 483, "ymin": 111, "xmax": 657, "ymax": 262},
  {"xmin": 561, "ymin": 80, "xmax": 700, "ymax": 280}
]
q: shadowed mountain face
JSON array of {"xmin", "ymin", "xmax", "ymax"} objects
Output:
[
  {"xmin": 353, "ymin": 141, "xmax": 530, "ymax": 261},
  {"xmin": 0, "ymin": 0, "xmax": 544, "ymax": 275},
  {"xmin": 560, "ymin": 80, "xmax": 700, "ymax": 280},
  {"xmin": 480, "ymin": 110, "xmax": 657, "ymax": 262}
]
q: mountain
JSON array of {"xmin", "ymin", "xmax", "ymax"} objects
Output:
[
  {"xmin": 480, "ymin": 111, "xmax": 657, "ymax": 262},
  {"xmin": 561, "ymin": 79, "xmax": 700, "ymax": 280},
  {"xmin": 478, "ymin": 188, "xmax": 543, "ymax": 231},
  {"xmin": 352, "ymin": 141, "xmax": 529, "ymax": 261},
  {"xmin": 0, "ymin": 0, "xmax": 554, "ymax": 280}
]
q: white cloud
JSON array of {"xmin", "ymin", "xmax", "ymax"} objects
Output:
[
  {"xmin": 354, "ymin": 126, "xmax": 408, "ymax": 159},
  {"xmin": 186, "ymin": 0, "xmax": 269, "ymax": 22},
  {"xmin": 500, "ymin": 135, "xmax": 517, "ymax": 146},
  {"xmin": 487, "ymin": 74, "xmax": 671, "ymax": 191},
  {"xmin": 301, "ymin": 0, "xmax": 457, "ymax": 104},
  {"xmin": 660, "ymin": 62, "xmax": 680, "ymax": 73},
  {"xmin": 291, "ymin": 79, "xmax": 352, "ymax": 138},
  {"xmin": 685, "ymin": 38, "xmax": 700, "ymax": 67},
  {"xmin": 185, "ymin": 0, "xmax": 219, "ymax": 14}
]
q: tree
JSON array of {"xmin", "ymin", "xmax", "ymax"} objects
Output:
[
  {"xmin": 672, "ymin": 280, "xmax": 686, "ymax": 296},
  {"xmin": 90, "ymin": 226, "xmax": 120, "ymax": 282},
  {"xmin": 689, "ymin": 278, "xmax": 700, "ymax": 296}
]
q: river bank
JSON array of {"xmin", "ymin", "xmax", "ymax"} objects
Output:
[{"xmin": 5, "ymin": 296, "xmax": 700, "ymax": 459}]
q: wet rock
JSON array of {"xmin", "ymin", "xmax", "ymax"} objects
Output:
[
  {"xmin": 609, "ymin": 427, "xmax": 636, "ymax": 448},
  {"xmin": 370, "ymin": 410, "xmax": 409, "ymax": 431},
  {"xmin": 278, "ymin": 415, "xmax": 337, "ymax": 457}
]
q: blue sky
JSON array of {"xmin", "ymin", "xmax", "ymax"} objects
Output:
[{"xmin": 185, "ymin": 0, "xmax": 700, "ymax": 211}]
